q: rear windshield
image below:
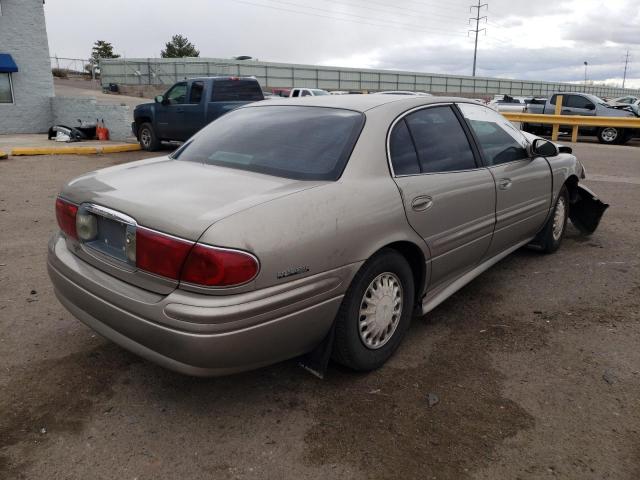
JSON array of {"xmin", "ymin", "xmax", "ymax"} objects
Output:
[
  {"xmin": 173, "ymin": 106, "xmax": 365, "ymax": 180},
  {"xmin": 211, "ymin": 79, "xmax": 263, "ymax": 101}
]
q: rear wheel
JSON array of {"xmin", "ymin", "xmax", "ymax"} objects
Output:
[
  {"xmin": 535, "ymin": 186, "xmax": 569, "ymax": 254},
  {"xmin": 138, "ymin": 122, "xmax": 161, "ymax": 151},
  {"xmin": 332, "ymin": 249, "xmax": 415, "ymax": 371}
]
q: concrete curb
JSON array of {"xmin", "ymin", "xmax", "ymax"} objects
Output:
[
  {"xmin": 0, "ymin": 150, "xmax": 8, "ymax": 160},
  {"xmin": 10, "ymin": 144, "xmax": 142, "ymax": 156}
]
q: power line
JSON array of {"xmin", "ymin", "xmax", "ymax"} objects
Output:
[
  {"xmin": 226, "ymin": 0, "xmax": 468, "ymax": 38},
  {"xmin": 469, "ymin": 0, "xmax": 488, "ymax": 76},
  {"xmin": 330, "ymin": 0, "xmax": 471, "ymax": 25}
]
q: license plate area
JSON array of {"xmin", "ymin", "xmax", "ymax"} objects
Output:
[{"xmin": 79, "ymin": 204, "xmax": 137, "ymax": 266}]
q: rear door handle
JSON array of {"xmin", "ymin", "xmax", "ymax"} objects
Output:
[
  {"xmin": 498, "ymin": 178, "xmax": 512, "ymax": 190},
  {"xmin": 411, "ymin": 196, "xmax": 433, "ymax": 212}
]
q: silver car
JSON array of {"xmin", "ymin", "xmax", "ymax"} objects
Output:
[{"xmin": 48, "ymin": 96, "xmax": 608, "ymax": 376}]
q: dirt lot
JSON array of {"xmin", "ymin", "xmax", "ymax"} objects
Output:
[{"xmin": 1, "ymin": 142, "xmax": 639, "ymax": 479}]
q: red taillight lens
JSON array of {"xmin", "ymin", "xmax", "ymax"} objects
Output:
[
  {"xmin": 55, "ymin": 197, "xmax": 78, "ymax": 239},
  {"xmin": 181, "ymin": 244, "xmax": 259, "ymax": 287},
  {"xmin": 136, "ymin": 227, "xmax": 194, "ymax": 280}
]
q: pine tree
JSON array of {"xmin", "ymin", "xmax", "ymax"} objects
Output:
[{"xmin": 160, "ymin": 35, "xmax": 200, "ymax": 58}]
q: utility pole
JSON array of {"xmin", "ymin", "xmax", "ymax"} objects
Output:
[
  {"xmin": 622, "ymin": 50, "xmax": 630, "ymax": 89},
  {"xmin": 469, "ymin": 0, "xmax": 488, "ymax": 77},
  {"xmin": 584, "ymin": 61, "xmax": 588, "ymax": 85}
]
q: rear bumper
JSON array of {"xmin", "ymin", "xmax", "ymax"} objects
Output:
[{"xmin": 48, "ymin": 233, "xmax": 354, "ymax": 376}]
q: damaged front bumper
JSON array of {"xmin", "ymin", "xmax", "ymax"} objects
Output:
[{"xmin": 569, "ymin": 184, "xmax": 609, "ymax": 234}]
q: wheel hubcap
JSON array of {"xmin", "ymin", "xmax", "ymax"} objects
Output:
[
  {"xmin": 552, "ymin": 196, "xmax": 566, "ymax": 241},
  {"xmin": 602, "ymin": 128, "xmax": 618, "ymax": 142},
  {"xmin": 358, "ymin": 272, "xmax": 403, "ymax": 350},
  {"xmin": 140, "ymin": 129, "xmax": 151, "ymax": 147}
]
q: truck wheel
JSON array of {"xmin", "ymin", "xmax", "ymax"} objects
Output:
[
  {"xmin": 597, "ymin": 127, "xmax": 621, "ymax": 145},
  {"xmin": 138, "ymin": 123, "xmax": 160, "ymax": 151},
  {"xmin": 332, "ymin": 249, "xmax": 414, "ymax": 372},
  {"xmin": 535, "ymin": 186, "xmax": 569, "ymax": 254}
]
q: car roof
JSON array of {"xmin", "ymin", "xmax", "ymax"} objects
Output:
[{"xmin": 247, "ymin": 94, "xmax": 477, "ymax": 112}]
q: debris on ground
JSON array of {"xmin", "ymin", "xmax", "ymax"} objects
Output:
[{"xmin": 427, "ymin": 393, "xmax": 440, "ymax": 407}]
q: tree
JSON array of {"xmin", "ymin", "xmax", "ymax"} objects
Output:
[
  {"xmin": 90, "ymin": 40, "xmax": 120, "ymax": 64},
  {"xmin": 161, "ymin": 34, "xmax": 200, "ymax": 58}
]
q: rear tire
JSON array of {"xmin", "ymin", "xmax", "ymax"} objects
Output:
[
  {"xmin": 332, "ymin": 249, "xmax": 415, "ymax": 372},
  {"xmin": 535, "ymin": 186, "xmax": 569, "ymax": 254},
  {"xmin": 138, "ymin": 122, "xmax": 160, "ymax": 151}
]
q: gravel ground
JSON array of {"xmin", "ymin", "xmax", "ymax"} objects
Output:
[{"xmin": 0, "ymin": 142, "xmax": 639, "ymax": 479}]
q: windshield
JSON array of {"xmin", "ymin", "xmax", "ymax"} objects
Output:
[
  {"xmin": 311, "ymin": 89, "xmax": 329, "ymax": 95},
  {"xmin": 173, "ymin": 106, "xmax": 365, "ymax": 181}
]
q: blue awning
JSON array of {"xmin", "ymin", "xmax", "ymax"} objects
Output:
[{"xmin": 0, "ymin": 54, "xmax": 18, "ymax": 73}]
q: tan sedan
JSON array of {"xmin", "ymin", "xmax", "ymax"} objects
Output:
[{"xmin": 48, "ymin": 95, "xmax": 607, "ymax": 376}]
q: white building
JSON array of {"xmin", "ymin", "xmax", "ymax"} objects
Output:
[{"xmin": 0, "ymin": 0, "xmax": 54, "ymax": 133}]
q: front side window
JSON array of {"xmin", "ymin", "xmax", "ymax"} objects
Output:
[
  {"xmin": 189, "ymin": 81, "xmax": 204, "ymax": 104},
  {"xmin": 458, "ymin": 103, "xmax": 529, "ymax": 166},
  {"xmin": 0, "ymin": 73, "xmax": 13, "ymax": 103},
  {"xmin": 173, "ymin": 106, "xmax": 364, "ymax": 181},
  {"xmin": 566, "ymin": 95, "xmax": 594, "ymax": 110},
  {"xmin": 403, "ymin": 106, "xmax": 477, "ymax": 173},
  {"xmin": 165, "ymin": 82, "xmax": 187, "ymax": 105}
]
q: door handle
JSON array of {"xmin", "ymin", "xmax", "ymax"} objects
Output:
[
  {"xmin": 561, "ymin": 109, "xmax": 571, "ymax": 114},
  {"xmin": 176, "ymin": 108, "xmax": 185, "ymax": 113},
  {"xmin": 498, "ymin": 178, "xmax": 512, "ymax": 190},
  {"xmin": 411, "ymin": 196, "xmax": 433, "ymax": 212}
]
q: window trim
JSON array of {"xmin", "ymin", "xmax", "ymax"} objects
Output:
[
  {"xmin": 0, "ymin": 72, "xmax": 14, "ymax": 105},
  {"xmin": 386, "ymin": 102, "xmax": 483, "ymax": 178}
]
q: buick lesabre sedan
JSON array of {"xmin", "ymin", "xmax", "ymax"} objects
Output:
[{"xmin": 48, "ymin": 95, "xmax": 607, "ymax": 376}]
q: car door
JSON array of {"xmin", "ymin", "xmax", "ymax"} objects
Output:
[
  {"xmin": 155, "ymin": 82, "xmax": 188, "ymax": 140},
  {"xmin": 181, "ymin": 80, "xmax": 206, "ymax": 140},
  {"xmin": 457, "ymin": 103, "xmax": 552, "ymax": 258},
  {"xmin": 390, "ymin": 105, "xmax": 496, "ymax": 290}
]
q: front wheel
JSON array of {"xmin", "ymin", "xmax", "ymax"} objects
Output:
[
  {"xmin": 597, "ymin": 127, "xmax": 622, "ymax": 145},
  {"xmin": 332, "ymin": 249, "xmax": 415, "ymax": 371},
  {"xmin": 138, "ymin": 122, "xmax": 161, "ymax": 151}
]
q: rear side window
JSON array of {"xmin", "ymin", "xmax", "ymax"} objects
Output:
[
  {"xmin": 404, "ymin": 106, "xmax": 476, "ymax": 173},
  {"xmin": 458, "ymin": 103, "xmax": 529, "ymax": 166},
  {"xmin": 211, "ymin": 80, "xmax": 263, "ymax": 102},
  {"xmin": 173, "ymin": 106, "xmax": 364, "ymax": 181},
  {"xmin": 389, "ymin": 119, "xmax": 420, "ymax": 175}
]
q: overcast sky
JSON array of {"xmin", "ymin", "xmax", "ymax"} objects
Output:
[{"xmin": 45, "ymin": 0, "xmax": 640, "ymax": 88}]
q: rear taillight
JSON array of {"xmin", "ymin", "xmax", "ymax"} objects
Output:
[
  {"xmin": 55, "ymin": 197, "xmax": 78, "ymax": 239},
  {"xmin": 135, "ymin": 227, "xmax": 193, "ymax": 280},
  {"xmin": 181, "ymin": 244, "xmax": 259, "ymax": 287},
  {"xmin": 135, "ymin": 227, "xmax": 259, "ymax": 287}
]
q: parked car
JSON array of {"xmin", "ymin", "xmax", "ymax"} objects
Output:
[
  {"xmin": 132, "ymin": 76, "xmax": 264, "ymax": 151},
  {"xmin": 375, "ymin": 91, "xmax": 432, "ymax": 96},
  {"xmin": 524, "ymin": 92, "xmax": 639, "ymax": 144},
  {"xmin": 289, "ymin": 88, "xmax": 329, "ymax": 97},
  {"xmin": 49, "ymin": 95, "xmax": 607, "ymax": 377},
  {"xmin": 489, "ymin": 94, "xmax": 547, "ymax": 113}
]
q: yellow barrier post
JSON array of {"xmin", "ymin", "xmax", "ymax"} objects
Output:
[
  {"xmin": 571, "ymin": 125, "xmax": 579, "ymax": 143},
  {"xmin": 551, "ymin": 95, "xmax": 563, "ymax": 141}
]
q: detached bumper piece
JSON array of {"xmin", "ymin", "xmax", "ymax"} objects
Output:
[{"xmin": 569, "ymin": 185, "xmax": 609, "ymax": 234}]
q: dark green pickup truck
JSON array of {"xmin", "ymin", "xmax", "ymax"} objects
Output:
[{"xmin": 132, "ymin": 76, "xmax": 264, "ymax": 151}]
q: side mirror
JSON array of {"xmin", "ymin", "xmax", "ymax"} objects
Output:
[
  {"xmin": 155, "ymin": 95, "xmax": 165, "ymax": 104},
  {"xmin": 585, "ymin": 104, "xmax": 595, "ymax": 111},
  {"xmin": 531, "ymin": 138, "xmax": 559, "ymax": 157}
]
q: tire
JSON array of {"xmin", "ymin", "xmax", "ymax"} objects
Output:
[
  {"xmin": 332, "ymin": 249, "xmax": 415, "ymax": 371},
  {"xmin": 535, "ymin": 186, "xmax": 569, "ymax": 254},
  {"xmin": 597, "ymin": 127, "xmax": 622, "ymax": 145},
  {"xmin": 138, "ymin": 122, "xmax": 161, "ymax": 151}
]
